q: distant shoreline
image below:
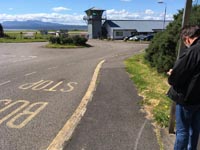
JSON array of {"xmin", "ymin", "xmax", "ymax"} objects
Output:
[
  {"xmin": 5, "ymin": 29, "xmax": 37, "ymax": 31},
  {"xmin": 4, "ymin": 29, "xmax": 87, "ymax": 31},
  {"xmin": 2, "ymin": 20, "xmax": 87, "ymax": 31}
]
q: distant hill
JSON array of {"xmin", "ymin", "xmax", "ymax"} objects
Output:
[{"xmin": 2, "ymin": 20, "xmax": 87, "ymax": 30}]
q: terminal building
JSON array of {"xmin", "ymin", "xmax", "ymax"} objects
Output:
[{"xmin": 84, "ymin": 7, "xmax": 172, "ymax": 40}]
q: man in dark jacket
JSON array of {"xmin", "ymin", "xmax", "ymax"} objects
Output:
[{"xmin": 167, "ymin": 25, "xmax": 200, "ymax": 150}]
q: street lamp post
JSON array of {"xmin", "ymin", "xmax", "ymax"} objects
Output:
[{"xmin": 158, "ymin": 1, "xmax": 167, "ymax": 30}]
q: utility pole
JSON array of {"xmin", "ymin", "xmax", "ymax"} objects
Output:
[
  {"xmin": 168, "ymin": 0, "xmax": 193, "ymax": 134},
  {"xmin": 178, "ymin": 0, "xmax": 193, "ymax": 57}
]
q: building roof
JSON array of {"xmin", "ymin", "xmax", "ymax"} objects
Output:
[
  {"xmin": 85, "ymin": 7, "xmax": 105, "ymax": 12},
  {"xmin": 85, "ymin": 7, "xmax": 105, "ymax": 17},
  {"xmin": 103, "ymin": 20, "xmax": 172, "ymax": 32}
]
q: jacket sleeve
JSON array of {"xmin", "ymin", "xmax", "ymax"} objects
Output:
[{"xmin": 168, "ymin": 49, "xmax": 198, "ymax": 89}]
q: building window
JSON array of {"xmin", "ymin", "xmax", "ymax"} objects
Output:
[
  {"xmin": 131, "ymin": 32, "xmax": 136, "ymax": 35},
  {"xmin": 116, "ymin": 31, "xmax": 123, "ymax": 37}
]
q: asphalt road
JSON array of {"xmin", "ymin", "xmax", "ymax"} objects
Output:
[
  {"xmin": 64, "ymin": 46, "xmax": 160, "ymax": 150},
  {"xmin": 0, "ymin": 40, "xmax": 154, "ymax": 150}
]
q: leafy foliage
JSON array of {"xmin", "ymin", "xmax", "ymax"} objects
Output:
[
  {"xmin": 0, "ymin": 24, "xmax": 4, "ymax": 37},
  {"xmin": 145, "ymin": 5, "xmax": 200, "ymax": 73},
  {"xmin": 72, "ymin": 35, "xmax": 87, "ymax": 45},
  {"xmin": 49, "ymin": 35, "xmax": 88, "ymax": 46}
]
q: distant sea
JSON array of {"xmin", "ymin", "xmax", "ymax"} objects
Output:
[
  {"xmin": 5, "ymin": 29, "xmax": 38, "ymax": 31},
  {"xmin": 4, "ymin": 29, "xmax": 87, "ymax": 31}
]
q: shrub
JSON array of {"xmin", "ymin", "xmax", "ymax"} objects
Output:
[
  {"xmin": 0, "ymin": 24, "xmax": 4, "ymax": 37},
  {"xmin": 3, "ymin": 34, "xmax": 16, "ymax": 39},
  {"xmin": 62, "ymin": 37, "xmax": 73, "ymax": 44},
  {"xmin": 144, "ymin": 5, "xmax": 200, "ymax": 73},
  {"xmin": 49, "ymin": 35, "xmax": 88, "ymax": 46},
  {"xmin": 72, "ymin": 35, "xmax": 87, "ymax": 45},
  {"xmin": 49, "ymin": 37, "xmax": 60, "ymax": 44}
]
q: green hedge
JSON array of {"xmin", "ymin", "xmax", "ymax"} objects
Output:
[{"xmin": 49, "ymin": 35, "xmax": 88, "ymax": 46}]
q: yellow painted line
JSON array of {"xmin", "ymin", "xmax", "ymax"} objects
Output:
[{"xmin": 47, "ymin": 60, "xmax": 105, "ymax": 150}]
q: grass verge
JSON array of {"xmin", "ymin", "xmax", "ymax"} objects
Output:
[
  {"xmin": 45, "ymin": 43, "xmax": 81, "ymax": 48},
  {"xmin": 125, "ymin": 52, "xmax": 171, "ymax": 127},
  {"xmin": 45, "ymin": 43, "xmax": 91, "ymax": 49},
  {"xmin": 0, "ymin": 38, "xmax": 47, "ymax": 43}
]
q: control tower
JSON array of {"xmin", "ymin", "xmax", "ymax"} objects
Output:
[{"xmin": 83, "ymin": 7, "xmax": 106, "ymax": 39}]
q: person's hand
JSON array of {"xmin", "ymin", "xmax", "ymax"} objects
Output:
[{"xmin": 167, "ymin": 69, "xmax": 173, "ymax": 76}]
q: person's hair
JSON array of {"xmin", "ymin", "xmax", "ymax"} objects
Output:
[{"xmin": 180, "ymin": 25, "xmax": 200, "ymax": 40}]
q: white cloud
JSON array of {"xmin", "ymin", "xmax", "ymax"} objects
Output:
[
  {"xmin": 0, "ymin": 13, "xmax": 85, "ymax": 25},
  {"xmin": 52, "ymin": 7, "xmax": 71, "ymax": 12},
  {"xmin": 106, "ymin": 9, "xmax": 173, "ymax": 20},
  {"xmin": 0, "ymin": 9, "xmax": 173, "ymax": 25},
  {"xmin": 145, "ymin": 9, "xmax": 154, "ymax": 15},
  {"xmin": 8, "ymin": 8, "xmax": 13, "ymax": 11},
  {"xmin": 106, "ymin": 9, "xmax": 140, "ymax": 20}
]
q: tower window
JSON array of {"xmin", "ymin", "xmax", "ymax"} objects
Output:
[{"xmin": 92, "ymin": 12, "xmax": 97, "ymax": 16}]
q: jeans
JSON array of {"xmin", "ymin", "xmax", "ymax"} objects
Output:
[{"xmin": 174, "ymin": 104, "xmax": 200, "ymax": 150}]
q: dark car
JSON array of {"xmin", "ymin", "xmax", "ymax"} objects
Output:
[{"xmin": 141, "ymin": 34, "xmax": 154, "ymax": 41}]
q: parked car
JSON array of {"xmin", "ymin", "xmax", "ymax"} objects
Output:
[
  {"xmin": 123, "ymin": 34, "xmax": 135, "ymax": 41},
  {"xmin": 141, "ymin": 34, "xmax": 154, "ymax": 41},
  {"xmin": 129, "ymin": 34, "xmax": 146, "ymax": 41}
]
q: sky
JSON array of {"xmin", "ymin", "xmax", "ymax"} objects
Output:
[{"xmin": 0, "ymin": 0, "xmax": 199, "ymax": 25}]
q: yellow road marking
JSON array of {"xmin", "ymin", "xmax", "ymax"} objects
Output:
[
  {"xmin": 7, "ymin": 102, "xmax": 48, "ymax": 129},
  {"xmin": 19, "ymin": 80, "xmax": 78, "ymax": 93},
  {"xmin": 0, "ymin": 100, "xmax": 30, "ymax": 125},
  {"xmin": 0, "ymin": 99, "xmax": 48, "ymax": 128},
  {"xmin": 60, "ymin": 82, "xmax": 78, "ymax": 92},
  {"xmin": 47, "ymin": 60, "xmax": 105, "ymax": 150},
  {"xmin": 32, "ymin": 80, "xmax": 54, "ymax": 91},
  {"xmin": 44, "ymin": 81, "xmax": 63, "ymax": 92},
  {"xmin": 19, "ymin": 80, "xmax": 44, "ymax": 90}
]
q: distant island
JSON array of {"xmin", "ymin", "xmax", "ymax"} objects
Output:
[{"xmin": 2, "ymin": 20, "xmax": 87, "ymax": 31}]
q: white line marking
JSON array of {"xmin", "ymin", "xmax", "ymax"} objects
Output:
[
  {"xmin": 12, "ymin": 58, "xmax": 33, "ymax": 63},
  {"xmin": 47, "ymin": 67, "xmax": 57, "ymax": 70},
  {"xmin": 47, "ymin": 60, "xmax": 105, "ymax": 150},
  {"xmin": 0, "ymin": 81, "xmax": 11, "ymax": 86},
  {"xmin": 1, "ymin": 55, "xmax": 16, "ymax": 58},
  {"xmin": 25, "ymin": 72, "xmax": 37, "ymax": 76},
  {"xmin": 29, "ymin": 56, "xmax": 37, "ymax": 58},
  {"xmin": 134, "ymin": 120, "xmax": 147, "ymax": 150}
]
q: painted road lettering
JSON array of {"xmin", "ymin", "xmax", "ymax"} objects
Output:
[
  {"xmin": 0, "ymin": 99, "xmax": 48, "ymax": 129},
  {"xmin": 0, "ymin": 100, "xmax": 30, "ymax": 125},
  {"xmin": 60, "ymin": 82, "xmax": 78, "ymax": 92},
  {"xmin": 19, "ymin": 80, "xmax": 78, "ymax": 92},
  {"xmin": 32, "ymin": 80, "xmax": 54, "ymax": 91},
  {"xmin": 44, "ymin": 81, "xmax": 63, "ymax": 92},
  {"xmin": 19, "ymin": 80, "xmax": 44, "ymax": 90},
  {"xmin": 7, "ymin": 102, "xmax": 48, "ymax": 129}
]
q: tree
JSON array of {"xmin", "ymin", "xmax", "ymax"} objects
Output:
[
  {"xmin": 0, "ymin": 23, "xmax": 4, "ymax": 37},
  {"xmin": 145, "ymin": 5, "xmax": 200, "ymax": 73}
]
